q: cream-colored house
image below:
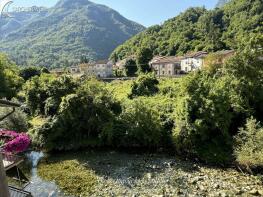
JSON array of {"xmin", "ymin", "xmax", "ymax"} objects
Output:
[
  {"xmin": 149, "ymin": 56, "xmax": 183, "ymax": 76},
  {"xmin": 181, "ymin": 51, "xmax": 208, "ymax": 73},
  {"xmin": 79, "ymin": 60, "xmax": 113, "ymax": 78},
  {"xmin": 69, "ymin": 66, "xmax": 81, "ymax": 73}
]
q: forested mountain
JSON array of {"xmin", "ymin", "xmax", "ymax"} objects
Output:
[
  {"xmin": 111, "ymin": 0, "xmax": 263, "ymax": 62},
  {"xmin": 0, "ymin": 7, "xmax": 48, "ymax": 39},
  {"xmin": 0, "ymin": 0, "xmax": 145, "ymax": 68}
]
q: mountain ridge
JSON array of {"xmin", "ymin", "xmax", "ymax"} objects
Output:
[{"xmin": 0, "ymin": 0, "xmax": 145, "ymax": 67}]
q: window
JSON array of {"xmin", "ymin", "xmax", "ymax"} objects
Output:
[
  {"xmin": 168, "ymin": 71, "xmax": 171, "ymax": 75},
  {"xmin": 185, "ymin": 67, "xmax": 188, "ymax": 72},
  {"xmin": 162, "ymin": 71, "xmax": 165, "ymax": 75}
]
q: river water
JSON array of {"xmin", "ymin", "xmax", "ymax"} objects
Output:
[{"xmin": 23, "ymin": 151, "xmax": 67, "ymax": 197}]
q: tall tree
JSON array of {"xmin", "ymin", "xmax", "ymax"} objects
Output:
[{"xmin": 136, "ymin": 47, "xmax": 153, "ymax": 73}]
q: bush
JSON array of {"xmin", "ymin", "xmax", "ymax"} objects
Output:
[
  {"xmin": 234, "ymin": 118, "xmax": 263, "ymax": 169},
  {"xmin": 129, "ymin": 73, "xmax": 159, "ymax": 98},
  {"xmin": 102, "ymin": 99, "xmax": 165, "ymax": 148},
  {"xmin": 0, "ymin": 107, "xmax": 28, "ymax": 132},
  {"xmin": 19, "ymin": 67, "xmax": 41, "ymax": 81},
  {"xmin": 23, "ymin": 74, "xmax": 77, "ymax": 116},
  {"xmin": 0, "ymin": 53, "xmax": 24, "ymax": 99},
  {"xmin": 172, "ymin": 71, "xmax": 250, "ymax": 163},
  {"xmin": 29, "ymin": 79, "xmax": 121, "ymax": 151}
]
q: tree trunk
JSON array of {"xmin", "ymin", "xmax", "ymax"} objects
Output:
[{"xmin": 0, "ymin": 154, "xmax": 10, "ymax": 197}]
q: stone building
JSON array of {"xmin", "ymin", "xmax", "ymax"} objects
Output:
[
  {"xmin": 79, "ymin": 60, "xmax": 113, "ymax": 78},
  {"xmin": 149, "ymin": 56, "xmax": 183, "ymax": 77}
]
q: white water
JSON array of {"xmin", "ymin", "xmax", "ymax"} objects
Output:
[{"xmin": 24, "ymin": 151, "xmax": 68, "ymax": 197}]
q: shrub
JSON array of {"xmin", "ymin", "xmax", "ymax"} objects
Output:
[
  {"xmin": 23, "ymin": 74, "xmax": 77, "ymax": 116},
  {"xmin": 0, "ymin": 107, "xmax": 28, "ymax": 132},
  {"xmin": 173, "ymin": 72, "xmax": 250, "ymax": 163},
  {"xmin": 129, "ymin": 73, "xmax": 159, "ymax": 98},
  {"xmin": 0, "ymin": 54, "xmax": 24, "ymax": 99},
  {"xmin": 102, "ymin": 99, "xmax": 166, "ymax": 148},
  {"xmin": 29, "ymin": 79, "xmax": 121, "ymax": 151},
  {"xmin": 234, "ymin": 118, "xmax": 263, "ymax": 168},
  {"xmin": 19, "ymin": 67, "xmax": 41, "ymax": 81},
  {"xmin": 0, "ymin": 130, "xmax": 31, "ymax": 153}
]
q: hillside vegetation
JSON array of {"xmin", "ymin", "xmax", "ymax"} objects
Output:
[
  {"xmin": 0, "ymin": 0, "xmax": 145, "ymax": 68},
  {"xmin": 1, "ymin": 32, "xmax": 262, "ymax": 168},
  {"xmin": 111, "ymin": 0, "xmax": 263, "ymax": 61}
]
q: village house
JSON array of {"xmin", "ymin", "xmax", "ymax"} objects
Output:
[
  {"xmin": 149, "ymin": 56, "xmax": 183, "ymax": 77},
  {"xmin": 180, "ymin": 51, "xmax": 208, "ymax": 73},
  {"xmin": 79, "ymin": 60, "xmax": 113, "ymax": 78},
  {"xmin": 69, "ymin": 66, "xmax": 81, "ymax": 73}
]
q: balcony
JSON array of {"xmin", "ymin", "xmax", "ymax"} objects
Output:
[
  {"xmin": 1, "ymin": 152, "xmax": 32, "ymax": 197},
  {"xmin": 1, "ymin": 152, "xmax": 24, "ymax": 171}
]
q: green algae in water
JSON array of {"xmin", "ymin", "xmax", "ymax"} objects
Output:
[{"xmin": 38, "ymin": 160, "xmax": 97, "ymax": 196}]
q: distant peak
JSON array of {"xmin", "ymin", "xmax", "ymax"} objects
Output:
[{"xmin": 55, "ymin": 0, "xmax": 93, "ymax": 9}]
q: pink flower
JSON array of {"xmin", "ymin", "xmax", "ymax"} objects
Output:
[{"xmin": 0, "ymin": 130, "xmax": 31, "ymax": 153}]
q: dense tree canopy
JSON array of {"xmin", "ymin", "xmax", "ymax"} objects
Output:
[
  {"xmin": 111, "ymin": 0, "xmax": 263, "ymax": 61},
  {"xmin": 0, "ymin": 54, "xmax": 23, "ymax": 99}
]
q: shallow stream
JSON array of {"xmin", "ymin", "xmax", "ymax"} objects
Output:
[{"xmin": 22, "ymin": 151, "xmax": 67, "ymax": 197}]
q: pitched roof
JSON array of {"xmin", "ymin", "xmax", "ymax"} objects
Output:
[
  {"xmin": 150, "ymin": 56, "xmax": 183, "ymax": 64},
  {"xmin": 184, "ymin": 51, "xmax": 208, "ymax": 58},
  {"xmin": 96, "ymin": 60, "xmax": 109, "ymax": 64},
  {"xmin": 214, "ymin": 50, "xmax": 235, "ymax": 56}
]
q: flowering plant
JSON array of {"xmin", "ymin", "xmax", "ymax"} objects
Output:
[{"xmin": 0, "ymin": 130, "xmax": 31, "ymax": 153}]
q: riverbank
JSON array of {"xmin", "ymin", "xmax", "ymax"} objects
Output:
[{"xmin": 37, "ymin": 150, "xmax": 263, "ymax": 196}]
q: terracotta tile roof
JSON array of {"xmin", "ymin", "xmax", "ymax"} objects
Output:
[{"xmin": 150, "ymin": 56, "xmax": 183, "ymax": 64}]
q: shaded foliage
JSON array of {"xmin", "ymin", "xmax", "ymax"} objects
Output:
[{"xmin": 129, "ymin": 73, "xmax": 159, "ymax": 98}]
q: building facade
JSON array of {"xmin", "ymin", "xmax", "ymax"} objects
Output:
[
  {"xmin": 181, "ymin": 51, "xmax": 208, "ymax": 73},
  {"xmin": 79, "ymin": 60, "xmax": 113, "ymax": 78},
  {"xmin": 150, "ymin": 56, "xmax": 183, "ymax": 77}
]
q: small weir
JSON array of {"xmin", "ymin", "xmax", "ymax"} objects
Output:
[{"xmin": 24, "ymin": 151, "xmax": 67, "ymax": 197}]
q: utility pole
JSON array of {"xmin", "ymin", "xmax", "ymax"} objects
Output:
[{"xmin": 0, "ymin": 153, "xmax": 10, "ymax": 197}]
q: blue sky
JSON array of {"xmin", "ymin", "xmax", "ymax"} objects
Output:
[{"xmin": 10, "ymin": 0, "xmax": 218, "ymax": 27}]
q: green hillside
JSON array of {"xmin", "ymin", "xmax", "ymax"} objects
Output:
[
  {"xmin": 0, "ymin": 0, "xmax": 145, "ymax": 68},
  {"xmin": 110, "ymin": 0, "xmax": 263, "ymax": 62},
  {"xmin": 216, "ymin": 0, "xmax": 231, "ymax": 8}
]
